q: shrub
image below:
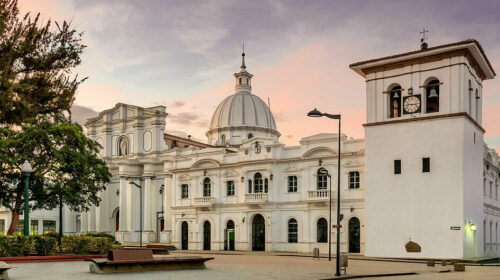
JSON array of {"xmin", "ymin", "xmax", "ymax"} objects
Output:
[
  {"xmin": 42, "ymin": 231, "xmax": 59, "ymax": 238},
  {"xmin": 84, "ymin": 232, "xmax": 118, "ymax": 244},
  {"xmin": 90, "ymin": 237, "xmax": 121, "ymax": 254},
  {"xmin": 62, "ymin": 235, "xmax": 92, "ymax": 255},
  {"xmin": 0, "ymin": 235, "xmax": 34, "ymax": 256},
  {"xmin": 33, "ymin": 236, "xmax": 57, "ymax": 256}
]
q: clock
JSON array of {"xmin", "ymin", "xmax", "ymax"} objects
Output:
[{"xmin": 403, "ymin": 94, "xmax": 421, "ymax": 114}]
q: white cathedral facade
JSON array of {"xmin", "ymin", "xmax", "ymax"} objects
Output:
[{"xmin": 2, "ymin": 39, "xmax": 499, "ymax": 260}]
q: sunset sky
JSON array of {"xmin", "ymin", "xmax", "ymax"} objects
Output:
[{"xmin": 19, "ymin": 0, "xmax": 500, "ymax": 151}]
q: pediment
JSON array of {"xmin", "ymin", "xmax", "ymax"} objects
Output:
[
  {"xmin": 178, "ymin": 174, "xmax": 191, "ymax": 182},
  {"xmin": 223, "ymin": 169, "xmax": 239, "ymax": 178},
  {"xmin": 284, "ymin": 164, "xmax": 301, "ymax": 173},
  {"xmin": 302, "ymin": 147, "xmax": 337, "ymax": 158},
  {"xmin": 343, "ymin": 160, "xmax": 364, "ymax": 168},
  {"xmin": 191, "ymin": 159, "xmax": 220, "ymax": 169}
]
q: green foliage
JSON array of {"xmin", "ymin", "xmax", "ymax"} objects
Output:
[
  {"xmin": 84, "ymin": 232, "xmax": 117, "ymax": 243},
  {"xmin": 62, "ymin": 235, "xmax": 121, "ymax": 255},
  {"xmin": 42, "ymin": 231, "xmax": 59, "ymax": 238},
  {"xmin": 0, "ymin": 235, "xmax": 33, "ymax": 256},
  {"xmin": 0, "ymin": 0, "xmax": 86, "ymax": 125},
  {"xmin": 33, "ymin": 236, "xmax": 57, "ymax": 256}
]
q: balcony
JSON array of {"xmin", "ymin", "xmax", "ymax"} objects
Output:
[
  {"xmin": 307, "ymin": 189, "xmax": 330, "ymax": 202},
  {"xmin": 245, "ymin": 193, "xmax": 269, "ymax": 204},
  {"xmin": 193, "ymin": 197, "xmax": 215, "ymax": 207}
]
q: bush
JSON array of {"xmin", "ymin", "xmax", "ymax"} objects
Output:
[
  {"xmin": 62, "ymin": 234, "xmax": 121, "ymax": 255},
  {"xmin": 0, "ymin": 235, "xmax": 34, "ymax": 256},
  {"xmin": 84, "ymin": 232, "xmax": 118, "ymax": 243},
  {"xmin": 42, "ymin": 231, "xmax": 59, "ymax": 238},
  {"xmin": 90, "ymin": 237, "xmax": 121, "ymax": 254},
  {"xmin": 34, "ymin": 236, "xmax": 57, "ymax": 256}
]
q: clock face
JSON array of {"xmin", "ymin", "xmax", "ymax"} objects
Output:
[{"xmin": 403, "ymin": 95, "xmax": 421, "ymax": 114}]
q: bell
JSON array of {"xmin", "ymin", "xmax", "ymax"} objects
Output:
[
  {"xmin": 393, "ymin": 91, "xmax": 399, "ymax": 98},
  {"xmin": 429, "ymin": 88, "xmax": 438, "ymax": 98}
]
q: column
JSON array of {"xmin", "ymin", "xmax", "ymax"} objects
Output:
[
  {"xmin": 161, "ymin": 174, "xmax": 172, "ymax": 243},
  {"xmin": 143, "ymin": 177, "xmax": 153, "ymax": 232},
  {"xmin": 118, "ymin": 177, "xmax": 128, "ymax": 231}
]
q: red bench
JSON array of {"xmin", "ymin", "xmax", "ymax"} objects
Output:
[{"xmin": 86, "ymin": 249, "xmax": 213, "ymax": 274}]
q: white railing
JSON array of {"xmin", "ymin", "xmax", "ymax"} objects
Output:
[
  {"xmin": 245, "ymin": 193, "xmax": 269, "ymax": 203},
  {"xmin": 308, "ymin": 189, "xmax": 330, "ymax": 200},
  {"xmin": 194, "ymin": 196, "xmax": 215, "ymax": 206}
]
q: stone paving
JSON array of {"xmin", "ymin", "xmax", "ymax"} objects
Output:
[{"xmin": 6, "ymin": 251, "xmax": 500, "ymax": 280}]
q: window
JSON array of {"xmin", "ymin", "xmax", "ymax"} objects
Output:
[
  {"xmin": 203, "ymin": 178, "xmax": 211, "ymax": 197},
  {"xmin": 288, "ymin": 218, "xmax": 298, "ymax": 243},
  {"xmin": 264, "ymin": 178, "xmax": 268, "ymax": 193},
  {"xmin": 425, "ymin": 79, "xmax": 440, "ymax": 113},
  {"xmin": 255, "ymin": 142, "xmax": 261, "ymax": 154},
  {"xmin": 490, "ymin": 181, "xmax": 493, "ymax": 198},
  {"xmin": 288, "ymin": 176, "xmax": 298, "ymax": 192},
  {"xmin": 31, "ymin": 220, "xmax": 38, "ymax": 235},
  {"xmin": 239, "ymin": 77, "xmax": 242, "ymax": 85},
  {"xmin": 248, "ymin": 179, "xmax": 252, "ymax": 193},
  {"xmin": 226, "ymin": 181, "xmax": 235, "ymax": 196},
  {"xmin": 43, "ymin": 220, "xmax": 56, "ymax": 234},
  {"xmin": 221, "ymin": 135, "xmax": 226, "ymax": 146},
  {"xmin": 76, "ymin": 215, "xmax": 81, "ymax": 233},
  {"xmin": 389, "ymin": 85, "xmax": 402, "ymax": 118},
  {"xmin": 475, "ymin": 89, "xmax": 480, "ymax": 120},
  {"xmin": 247, "ymin": 133, "xmax": 253, "ymax": 139},
  {"xmin": 15, "ymin": 220, "xmax": 24, "ymax": 234},
  {"xmin": 496, "ymin": 184, "xmax": 498, "ymax": 200},
  {"xmin": 254, "ymin": 173, "xmax": 263, "ymax": 193},
  {"xmin": 422, "ymin": 158, "xmax": 430, "ymax": 173},
  {"xmin": 394, "ymin": 160, "xmax": 401, "ymax": 174},
  {"xmin": 0, "ymin": 219, "xmax": 4, "ymax": 235},
  {"xmin": 181, "ymin": 184, "xmax": 189, "ymax": 198},
  {"xmin": 484, "ymin": 179, "xmax": 487, "ymax": 196},
  {"xmin": 317, "ymin": 218, "xmax": 328, "ymax": 243},
  {"xmin": 317, "ymin": 169, "xmax": 328, "ymax": 190},
  {"xmin": 348, "ymin": 171, "xmax": 360, "ymax": 189},
  {"xmin": 468, "ymin": 80, "xmax": 473, "ymax": 115}
]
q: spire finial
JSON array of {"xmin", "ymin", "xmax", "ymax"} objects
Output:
[
  {"xmin": 420, "ymin": 29, "xmax": 429, "ymax": 50},
  {"xmin": 241, "ymin": 42, "xmax": 246, "ymax": 69}
]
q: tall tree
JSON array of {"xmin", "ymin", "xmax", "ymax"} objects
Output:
[
  {"xmin": 0, "ymin": 116, "xmax": 111, "ymax": 234},
  {"xmin": 0, "ymin": 0, "xmax": 86, "ymax": 125}
]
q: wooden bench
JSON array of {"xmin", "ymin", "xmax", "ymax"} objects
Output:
[
  {"xmin": 0, "ymin": 262, "xmax": 16, "ymax": 280},
  {"xmin": 86, "ymin": 249, "xmax": 213, "ymax": 274},
  {"xmin": 145, "ymin": 244, "xmax": 169, "ymax": 255}
]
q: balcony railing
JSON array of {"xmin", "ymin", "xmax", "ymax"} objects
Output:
[
  {"xmin": 193, "ymin": 196, "xmax": 215, "ymax": 207},
  {"xmin": 308, "ymin": 189, "xmax": 330, "ymax": 201},
  {"xmin": 245, "ymin": 193, "xmax": 269, "ymax": 203}
]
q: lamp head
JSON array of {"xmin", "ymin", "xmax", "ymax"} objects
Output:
[
  {"xmin": 307, "ymin": 108, "xmax": 323, "ymax": 118},
  {"xmin": 21, "ymin": 160, "xmax": 32, "ymax": 173},
  {"xmin": 470, "ymin": 224, "xmax": 477, "ymax": 231}
]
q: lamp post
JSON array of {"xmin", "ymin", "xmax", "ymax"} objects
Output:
[
  {"xmin": 318, "ymin": 167, "xmax": 332, "ymax": 261},
  {"xmin": 130, "ymin": 181, "xmax": 143, "ymax": 248},
  {"xmin": 21, "ymin": 160, "xmax": 32, "ymax": 236},
  {"xmin": 156, "ymin": 185, "xmax": 165, "ymax": 242},
  {"xmin": 308, "ymin": 108, "xmax": 342, "ymax": 277}
]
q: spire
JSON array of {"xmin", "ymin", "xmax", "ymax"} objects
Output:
[{"xmin": 241, "ymin": 42, "xmax": 246, "ymax": 69}]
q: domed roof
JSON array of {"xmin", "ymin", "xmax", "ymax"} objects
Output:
[{"xmin": 209, "ymin": 92, "xmax": 277, "ymax": 131}]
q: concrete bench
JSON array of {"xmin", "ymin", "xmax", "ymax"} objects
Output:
[
  {"xmin": 86, "ymin": 249, "xmax": 213, "ymax": 274},
  {"xmin": 0, "ymin": 262, "xmax": 16, "ymax": 280}
]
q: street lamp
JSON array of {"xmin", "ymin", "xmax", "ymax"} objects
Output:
[
  {"xmin": 21, "ymin": 160, "xmax": 32, "ymax": 236},
  {"xmin": 130, "ymin": 181, "xmax": 143, "ymax": 248},
  {"xmin": 308, "ymin": 108, "xmax": 342, "ymax": 277},
  {"xmin": 318, "ymin": 167, "xmax": 332, "ymax": 261}
]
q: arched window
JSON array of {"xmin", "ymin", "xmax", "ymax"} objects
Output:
[
  {"xmin": 239, "ymin": 77, "xmax": 242, "ymax": 85},
  {"xmin": 389, "ymin": 85, "xmax": 402, "ymax": 118},
  {"xmin": 254, "ymin": 173, "xmax": 263, "ymax": 193},
  {"xmin": 171, "ymin": 140, "xmax": 177, "ymax": 149},
  {"xmin": 468, "ymin": 80, "xmax": 473, "ymax": 115},
  {"xmin": 475, "ymin": 89, "xmax": 480, "ymax": 120},
  {"xmin": 203, "ymin": 178, "xmax": 211, "ymax": 197},
  {"xmin": 317, "ymin": 218, "xmax": 328, "ymax": 243},
  {"xmin": 288, "ymin": 218, "xmax": 298, "ymax": 243},
  {"xmin": 425, "ymin": 79, "xmax": 440, "ymax": 113},
  {"xmin": 118, "ymin": 136, "xmax": 129, "ymax": 156},
  {"xmin": 248, "ymin": 133, "xmax": 253, "ymax": 139},
  {"xmin": 317, "ymin": 169, "xmax": 328, "ymax": 190},
  {"xmin": 221, "ymin": 134, "xmax": 226, "ymax": 146},
  {"xmin": 248, "ymin": 179, "xmax": 252, "ymax": 193}
]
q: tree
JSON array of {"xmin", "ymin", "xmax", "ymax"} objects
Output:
[
  {"xmin": 0, "ymin": 0, "xmax": 86, "ymax": 125},
  {"xmin": 0, "ymin": 116, "xmax": 111, "ymax": 234}
]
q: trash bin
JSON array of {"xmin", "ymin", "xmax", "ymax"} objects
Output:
[
  {"xmin": 312, "ymin": 248, "xmax": 320, "ymax": 260},
  {"xmin": 340, "ymin": 252, "xmax": 348, "ymax": 270}
]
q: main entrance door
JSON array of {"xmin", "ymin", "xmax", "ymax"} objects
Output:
[
  {"xmin": 348, "ymin": 217, "xmax": 360, "ymax": 253},
  {"xmin": 181, "ymin": 221, "xmax": 188, "ymax": 250},
  {"xmin": 203, "ymin": 221, "xmax": 211, "ymax": 250},
  {"xmin": 252, "ymin": 214, "xmax": 265, "ymax": 251},
  {"xmin": 225, "ymin": 220, "xmax": 235, "ymax": 251}
]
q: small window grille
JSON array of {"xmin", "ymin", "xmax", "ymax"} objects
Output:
[
  {"xmin": 422, "ymin": 158, "xmax": 430, "ymax": 173},
  {"xmin": 394, "ymin": 160, "xmax": 401, "ymax": 174}
]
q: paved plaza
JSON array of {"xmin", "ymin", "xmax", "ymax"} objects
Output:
[{"xmin": 5, "ymin": 252, "xmax": 500, "ymax": 280}]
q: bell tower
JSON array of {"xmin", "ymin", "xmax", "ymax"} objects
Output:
[
  {"xmin": 350, "ymin": 39, "xmax": 495, "ymax": 259},
  {"xmin": 234, "ymin": 46, "xmax": 253, "ymax": 93}
]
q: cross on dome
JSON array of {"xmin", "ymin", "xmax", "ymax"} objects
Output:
[{"xmin": 234, "ymin": 46, "xmax": 253, "ymax": 92}]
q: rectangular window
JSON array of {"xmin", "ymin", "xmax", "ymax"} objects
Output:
[
  {"xmin": 288, "ymin": 176, "xmax": 297, "ymax": 192},
  {"xmin": 31, "ymin": 220, "xmax": 39, "ymax": 235},
  {"xmin": 394, "ymin": 160, "xmax": 401, "ymax": 174},
  {"xmin": 15, "ymin": 219, "xmax": 24, "ymax": 234},
  {"xmin": 0, "ymin": 219, "xmax": 4, "ymax": 235},
  {"xmin": 226, "ymin": 181, "xmax": 235, "ymax": 196},
  {"xmin": 43, "ymin": 220, "xmax": 56, "ymax": 234},
  {"xmin": 76, "ymin": 215, "xmax": 81, "ymax": 233},
  {"xmin": 422, "ymin": 157, "xmax": 430, "ymax": 173},
  {"xmin": 349, "ymin": 171, "xmax": 360, "ymax": 189},
  {"xmin": 181, "ymin": 184, "xmax": 189, "ymax": 199}
]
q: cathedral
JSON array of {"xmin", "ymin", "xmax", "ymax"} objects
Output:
[{"xmin": 2, "ymin": 39, "xmax": 499, "ymax": 260}]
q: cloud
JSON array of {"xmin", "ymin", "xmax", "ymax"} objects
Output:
[{"xmin": 171, "ymin": 101, "xmax": 185, "ymax": 108}]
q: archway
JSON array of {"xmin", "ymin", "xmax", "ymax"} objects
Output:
[
  {"xmin": 348, "ymin": 217, "xmax": 360, "ymax": 253},
  {"xmin": 252, "ymin": 214, "xmax": 265, "ymax": 251},
  {"xmin": 203, "ymin": 221, "xmax": 211, "ymax": 250},
  {"xmin": 225, "ymin": 220, "xmax": 235, "ymax": 251},
  {"xmin": 181, "ymin": 221, "xmax": 188, "ymax": 250}
]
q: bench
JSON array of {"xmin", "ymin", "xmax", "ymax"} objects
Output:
[
  {"xmin": 86, "ymin": 249, "xmax": 214, "ymax": 274},
  {"xmin": 0, "ymin": 262, "xmax": 16, "ymax": 280},
  {"xmin": 145, "ymin": 244, "xmax": 169, "ymax": 255}
]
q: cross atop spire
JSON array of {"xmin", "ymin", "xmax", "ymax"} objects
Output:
[
  {"xmin": 420, "ymin": 29, "xmax": 429, "ymax": 50},
  {"xmin": 241, "ymin": 42, "xmax": 246, "ymax": 69}
]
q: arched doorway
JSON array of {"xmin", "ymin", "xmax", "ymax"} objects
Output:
[
  {"xmin": 181, "ymin": 221, "xmax": 188, "ymax": 250},
  {"xmin": 203, "ymin": 221, "xmax": 211, "ymax": 250},
  {"xmin": 112, "ymin": 208, "xmax": 119, "ymax": 232},
  {"xmin": 225, "ymin": 220, "xmax": 235, "ymax": 251},
  {"xmin": 348, "ymin": 217, "xmax": 360, "ymax": 253},
  {"xmin": 252, "ymin": 214, "xmax": 265, "ymax": 251}
]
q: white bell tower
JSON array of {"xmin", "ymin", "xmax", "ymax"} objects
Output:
[{"xmin": 350, "ymin": 39, "xmax": 495, "ymax": 259}]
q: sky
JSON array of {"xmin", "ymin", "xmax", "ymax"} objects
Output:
[{"xmin": 18, "ymin": 0, "xmax": 500, "ymax": 151}]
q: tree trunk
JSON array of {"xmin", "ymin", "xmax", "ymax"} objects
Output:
[{"xmin": 7, "ymin": 211, "xmax": 20, "ymax": 235}]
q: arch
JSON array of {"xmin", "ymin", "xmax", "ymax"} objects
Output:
[
  {"xmin": 348, "ymin": 217, "xmax": 361, "ymax": 253},
  {"xmin": 302, "ymin": 147, "xmax": 337, "ymax": 159},
  {"xmin": 317, "ymin": 217, "xmax": 328, "ymax": 243},
  {"xmin": 317, "ymin": 169, "xmax": 328, "ymax": 190},
  {"xmin": 191, "ymin": 159, "xmax": 220, "ymax": 169},
  {"xmin": 203, "ymin": 178, "xmax": 211, "ymax": 197},
  {"xmin": 225, "ymin": 220, "xmax": 235, "ymax": 251},
  {"xmin": 203, "ymin": 221, "xmax": 211, "ymax": 250},
  {"xmin": 288, "ymin": 218, "xmax": 298, "ymax": 243},
  {"xmin": 388, "ymin": 84, "xmax": 402, "ymax": 118},
  {"xmin": 181, "ymin": 221, "xmax": 188, "ymax": 250},
  {"xmin": 425, "ymin": 78, "xmax": 440, "ymax": 113},
  {"xmin": 254, "ymin": 173, "xmax": 263, "ymax": 193},
  {"xmin": 252, "ymin": 214, "xmax": 265, "ymax": 251}
]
